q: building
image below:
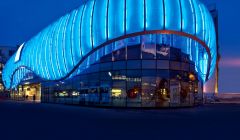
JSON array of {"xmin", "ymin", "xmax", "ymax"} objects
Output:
[
  {"xmin": 201, "ymin": 3, "xmax": 220, "ymax": 97},
  {"xmin": 0, "ymin": 46, "xmax": 17, "ymax": 97},
  {"xmin": 2, "ymin": 0, "xmax": 217, "ymax": 107}
]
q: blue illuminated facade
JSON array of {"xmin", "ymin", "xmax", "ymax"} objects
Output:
[{"xmin": 3, "ymin": 0, "xmax": 216, "ymax": 107}]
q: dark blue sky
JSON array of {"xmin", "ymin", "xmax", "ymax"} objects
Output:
[{"xmin": 0, "ymin": 0, "xmax": 239, "ymax": 93}]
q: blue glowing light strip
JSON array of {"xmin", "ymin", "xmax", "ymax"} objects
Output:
[
  {"xmin": 144, "ymin": 0, "xmax": 146, "ymax": 31},
  {"xmin": 31, "ymin": 37, "xmax": 37, "ymax": 72},
  {"xmin": 44, "ymin": 26, "xmax": 51, "ymax": 79},
  {"xmin": 49, "ymin": 22, "xmax": 58, "ymax": 79},
  {"xmin": 71, "ymin": 10, "xmax": 78, "ymax": 66},
  {"xmin": 81, "ymin": 1, "xmax": 93, "ymax": 56},
  {"xmin": 198, "ymin": 3, "xmax": 205, "ymax": 42},
  {"xmin": 72, "ymin": 7, "xmax": 81, "ymax": 64},
  {"xmin": 55, "ymin": 17, "xmax": 65, "ymax": 77},
  {"xmin": 42, "ymin": 27, "xmax": 51, "ymax": 79},
  {"xmin": 64, "ymin": 12, "xmax": 75, "ymax": 71},
  {"xmin": 189, "ymin": 0, "xmax": 196, "ymax": 35},
  {"xmin": 36, "ymin": 31, "xmax": 44, "ymax": 76},
  {"xmin": 61, "ymin": 14, "xmax": 71, "ymax": 74},
  {"xmin": 91, "ymin": 0, "xmax": 96, "ymax": 49},
  {"xmin": 106, "ymin": 0, "xmax": 109, "ymax": 41},
  {"xmin": 178, "ymin": 0, "xmax": 183, "ymax": 31},
  {"xmin": 79, "ymin": 4, "xmax": 86, "ymax": 58}
]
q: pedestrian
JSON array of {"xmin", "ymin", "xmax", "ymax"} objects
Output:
[{"xmin": 33, "ymin": 94, "xmax": 36, "ymax": 102}]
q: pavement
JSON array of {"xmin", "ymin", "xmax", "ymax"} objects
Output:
[{"xmin": 0, "ymin": 100, "xmax": 240, "ymax": 140}]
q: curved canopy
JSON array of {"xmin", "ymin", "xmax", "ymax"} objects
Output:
[{"xmin": 3, "ymin": 0, "xmax": 216, "ymax": 89}]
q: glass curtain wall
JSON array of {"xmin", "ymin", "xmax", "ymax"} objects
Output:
[{"xmin": 41, "ymin": 34, "xmax": 204, "ymax": 107}]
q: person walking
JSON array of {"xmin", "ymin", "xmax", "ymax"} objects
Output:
[{"xmin": 33, "ymin": 94, "xmax": 36, "ymax": 102}]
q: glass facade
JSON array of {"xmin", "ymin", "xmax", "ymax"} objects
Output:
[{"xmin": 38, "ymin": 34, "xmax": 203, "ymax": 107}]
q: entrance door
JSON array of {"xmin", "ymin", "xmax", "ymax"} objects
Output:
[{"xmin": 23, "ymin": 84, "xmax": 41, "ymax": 102}]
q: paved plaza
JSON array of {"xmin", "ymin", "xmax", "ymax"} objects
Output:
[{"xmin": 0, "ymin": 100, "xmax": 240, "ymax": 140}]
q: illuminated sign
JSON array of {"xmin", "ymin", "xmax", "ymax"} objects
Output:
[
  {"xmin": 15, "ymin": 43, "xmax": 25, "ymax": 62},
  {"xmin": 112, "ymin": 75, "xmax": 141, "ymax": 82},
  {"xmin": 111, "ymin": 89, "xmax": 122, "ymax": 97}
]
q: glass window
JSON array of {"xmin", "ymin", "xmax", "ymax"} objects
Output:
[
  {"xmin": 89, "ymin": 52, "xmax": 96, "ymax": 65},
  {"xmin": 190, "ymin": 64, "xmax": 195, "ymax": 73},
  {"xmin": 170, "ymin": 70, "xmax": 182, "ymax": 79},
  {"xmin": 100, "ymin": 71, "xmax": 111, "ymax": 81},
  {"xmin": 78, "ymin": 59, "xmax": 88, "ymax": 75},
  {"xmin": 170, "ymin": 48, "xmax": 181, "ymax": 61},
  {"xmin": 113, "ymin": 61, "xmax": 126, "ymax": 70},
  {"xmin": 156, "ymin": 77, "xmax": 170, "ymax": 107},
  {"xmin": 157, "ymin": 70, "xmax": 169, "ymax": 79},
  {"xmin": 141, "ymin": 35, "xmax": 156, "ymax": 59},
  {"xmin": 88, "ymin": 73, "xmax": 99, "ymax": 85},
  {"xmin": 127, "ymin": 60, "xmax": 141, "ymax": 69},
  {"xmin": 126, "ymin": 70, "xmax": 142, "ymax": 107},
  {"xmin": 105, "ymin": 44, "xmax": 113, "ymax": 55},
  {"xmin": 157, "ymin": 60, "xmax": 169, "ymax": 69},
  {"xmin": 114, "ymin": 40, "xmax": 127, "ymax": 51},
  {"xmin": 112, "ymin": 81, "xmax": 126, "ymax": 107},
  {"xmin": 100, "ymin": 62, "xmax": 112, "ymax": 71},
  {"xmin": 142, "ymin": 60, "xmax": 156, "ymax": 69},
  {"xmin": 113, "ymin": 47, "xmax": 126, "ymax": 61},
  {"xmin": 142, "ymin": 76, "xmax": 156, "ymax": 107},
  {"xmin": 127, "ymin": 45, "xmax": 141, "ymax": 60},
  {"xmin": 181, "ymin": 63, "xmax": 190, "ymax": 71},
  {"xmin": 170, "ymin": 61, "xmax": 181, "ymax": 70},
  {"xmin": 127, "ymin": 36, "xmax": 140, "ymax": 46},
  {"xmin": 111, "ymin": 70, "xmax": 126, "ymax": 82},
  {"xmin": 88, "ymin": 64, "xmax": 99, "ymax": 74},
  {"xmin": 181, "ymin": 53, "xmax": 190, "ymax": 63},
  {"xmin": 181, "ymin": 71, "xmax": 190, "ymax": 82},
  {"xmin": 101, "ymin": 44, "xmax": 113, "ymax": 62},
  {"xmin": 127, "ymin": 70, "xmax": 142, "ymax": 78},
  {"xmin": 95, "ymin": 47, "xmax": 104, "ymax": 63},
  {"xmin": 100, "ymin": 44, "xmax": 113, "ymax": 62},
  {"xmin": 180, "ymin": 81, "xmax": 190, "ymax": 105},
  {"xmin": 142, "ymin": 70, "xmax": 156, "ymax": 77},
  {"xmin": 156, "ymin": 44, "xmax": 170, "ymax": 60},
  {"xmin": 99, "ymin": 85, "xmax": 111, "ymax": 104}
]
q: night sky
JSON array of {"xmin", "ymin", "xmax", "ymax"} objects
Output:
[{"xmin": 0, "ymin": 0, "xmax": 239, "ymax": 93}]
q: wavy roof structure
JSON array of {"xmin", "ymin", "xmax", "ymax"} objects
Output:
[{"xmin": 3, "ymin": 0, "xmax": 216, "ymax": 89}]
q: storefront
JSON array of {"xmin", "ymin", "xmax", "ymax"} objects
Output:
[{"xmin": 11, "ymin": 83, "xmax": 41, "ymax": 102}]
